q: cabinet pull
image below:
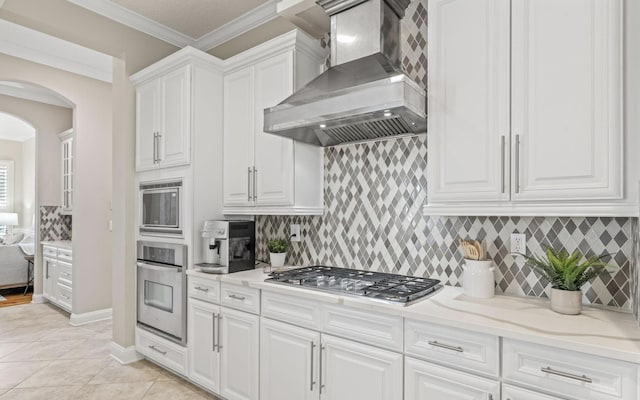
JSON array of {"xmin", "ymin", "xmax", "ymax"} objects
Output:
[
  {"xmin": 212, "ymin": 312, "xmax": 217, "ymax": 351},
  {"xmin": 194, "ymin": 286, "xmax": 209, "ymax": 292},
  {"xmin": 541, "ymin": 366, "xmax": 592, "ymax": 383},
  {"xmin": 310, "ymin": 341, "xmax": 316, "ymax": 391},
  {"xmin": 247, "ymin": 167, "xmax": 252, "ymax": 201},
  {"xmin": 500, "ymin": 136, "xmax": 506, "ymax": 193},
  {"xmin": 428, "ymin": 340, "xmax": 464, "ymax": 353},
  {"xmin": 148, "ymin": 345, "xmax": 167, "ymax": 355},
  {"xmin": 253, "ymin": 167, "xmax": 258, "ymax": 201},
  {"xmin": 217, "ymin": 314, "xmax": 222, "ymax": 352},
  {"xmin": 228, "ymin": 294, "xmax": 246, "ymax": 301},
  {"xmin": 156, "ymin": 132, "xmax": 162, "ymax": 162},
  {"xmin": 153, "ymin": 132, "xmax": 158, "ymax": 163},
  {"xmin": 319, "ymin": 345, "xmax": 325, "ymax": 394},
  {"xmin": 514, "ymin": 134, "xmax": 520, "ymax": 194},
  {"xmin": 61, "ymin": 272, "xmax": 71, "ymax": 277}
]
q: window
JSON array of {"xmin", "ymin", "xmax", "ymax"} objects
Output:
[{"xmin": 0, "ymin": 160, "xmax": 14, "ymax": 235}]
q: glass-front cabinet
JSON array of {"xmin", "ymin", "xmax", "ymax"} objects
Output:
[{"xmin": 59, "ymin": 129, "xmax": 73, "ymax": 214}]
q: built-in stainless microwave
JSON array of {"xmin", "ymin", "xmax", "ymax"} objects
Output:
[{"xmin": 139, "ymin": 179, "xmax": 182, "ymax": 236}]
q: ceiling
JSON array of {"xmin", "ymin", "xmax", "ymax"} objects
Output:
[{"xmin": 0, "ymin": 112, "xmax": 36, "ymax": 142}]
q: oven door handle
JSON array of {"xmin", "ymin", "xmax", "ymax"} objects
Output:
[{"xmin": 136, "ymin": 262, "xmax": 182, "ymax": 273}]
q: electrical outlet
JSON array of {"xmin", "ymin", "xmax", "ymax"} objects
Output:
[
  {"xmin": 510, "ymin": 233, "xmax": 526, "ymax": 254},
  {"xmin": 290, "ymin": 224, "xmax": 301, "ymax": 242}
]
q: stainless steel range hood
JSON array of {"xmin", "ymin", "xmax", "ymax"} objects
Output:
[{"xmin": 264, "ymin": 0, "xmax": 426, "ymax": 147}]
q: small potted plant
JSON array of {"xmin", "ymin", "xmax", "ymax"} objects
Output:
[
  {"xmin": 520, "ymin": 247, "xmax": 611, "ymax": 315},
  {"xmin": 267, "ymin": 238, "xmax": 289, "ymax": 268}
]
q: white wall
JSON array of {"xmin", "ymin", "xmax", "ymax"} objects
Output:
[{"xmin": 22, "ymin": 137, "xmax": 35, "ymax": 229}]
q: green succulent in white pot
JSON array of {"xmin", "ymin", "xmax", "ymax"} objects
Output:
[
  {"xmin": 267, "ymin": 238, "xmax": 290, "ymax": 268},
  {"xmin": 519, "ymin": 247, "xmax": 612, "ymax": 315}
]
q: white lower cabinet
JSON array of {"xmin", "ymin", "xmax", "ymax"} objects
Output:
[
  {"xmin": 404, "ymin": 356, "xmax": 500, "ymax": 400},
  {"xmin": 188, "ymin": 297, "xmax": 259, "ymax": 400},
  {"xmin": 502, "ymin": 384, "xmax": 564, "ymax": 400},
  {"xmin": 42, "ymin": 244, "xmax": 73, "ymax": 313}
]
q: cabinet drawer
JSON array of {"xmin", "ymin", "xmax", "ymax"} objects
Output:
[
  {"xmin": 405, "ymin": 319, "xmax": 499, "ymax": 377},
  {"xmin": 58, "ymin": 248, "xmax": 73, "ymax": 262},
  {"xmin": 57, "ymin": 261, "xmax": 73, "ymax": 287},
  {"xmin": 503, "ymin": 339, "xmax": 638, "ymax": 400},
  {"xmin": 43, "ymin": 246, "xmax": 57, "ymax": 258},
  {"xmin": 221, "ymin": 282, "xmax": 260, "ymax": 314},
  {"xmin": 322, "ymin": 304, "xmax": 403, "ymax": 352},
  {"xmin": 188, "ymin": 276, "xmax": 220, "ymax": 304},
  {"xmin": 261, "ymin": 290, "xmax": 322, "ymax": 330},
  {"xmin": 56, "ymin": 284, "xmax": 72, "ymax": 312},
  {"xmin": 136, "ymin": 327, "xmax": 187, "ymax": 376},
  {"xmin": 502, "ymin": 384, "xmax": 564, "ymax": 400}
]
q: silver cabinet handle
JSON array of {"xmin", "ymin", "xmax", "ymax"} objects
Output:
[
  {"xmin": 488, "ymin": 395, "xmax": 493, "ymax": 400},
  {"xmin": 217, "ymin": 314, "xmax": 223, "ymax": 352},
  {"xmin": 514, "ymin": 134, "xmax": 520, "ymax": 194},
  {"xmin": 247, "ymin": 167, "xmax": 252, "ymax": 201},
  {"xmin": 61, "ymin": 272, "xmax": 72, "ymax": 277},
  {"xmin": 156, "ymin": 132, "xmax": 162, "ymax": 162},
  {"xmin": 194, "ymin": 286, "xmax": 209, "ymax": 292},
  {"xmin": 253, "ymin": 167, "xmax": 258, "ymax": 201},
  {"xmin": 228, "ymin": 294, "xmax": 246, "ymax": 301},
  {"xmin": 319, "ymin": 345, "xmax": 325, "ymax": 394},
  {"xmin": 148, "ymin": 345, "xmax": 167, "ymax": 355},
  {"xmin": 60, "ymin": 294, "xmax": 71, "ymax": 300},
  {"xmin": 500, "ymin": 136, "xmax": 506, "ymax": 193},
  {"xmin": 212, "ymin": 312, "xmax": 217, "ymax": 351},
  {"xmin": 428, "ymin": 340, "xmax": 464, "ymax": 353},
  {"xmin": 310, "ymin": 341, "xmax": 316, "ymax": 391},
  {"xmin": 153, "ymin": 132, "xmax": 158, "ymax": 163},
  {"xmin": 541, "ymin": 366, "xmax": 592, "ymax": 383}
]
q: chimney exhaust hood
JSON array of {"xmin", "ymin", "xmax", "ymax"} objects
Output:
[{"xmin": 264, "ymin": 0, "xmax": 426, "ymax": 147}]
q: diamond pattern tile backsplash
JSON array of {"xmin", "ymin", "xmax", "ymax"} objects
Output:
[
  {"xmin": 40, "ymin": 206, "xmax": 72, "ymax": 241},
  {"xmin": 256, "ymin": 135, "xmax": 635, "ymax": 310}
]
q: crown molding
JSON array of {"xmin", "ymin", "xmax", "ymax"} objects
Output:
[
  {"xmin": 193, "ymin": 0, "xmax": 280, "ymax": 51},
  {"xmin": 0, "ymin": 19, "xmax": 113, "ymax": 83},
  {"xmin": 68, "ymin": 0, "xmax": 281, "ymax": 52},
  {"xmin": 68, "ymin": 0, "xmax": 194, "ymax": 48},
  {"xmin": 130, "ymin": 46, "xmax": 225, "ymax": 85}
]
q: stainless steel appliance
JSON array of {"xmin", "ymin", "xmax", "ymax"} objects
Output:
[
  {"xmin": 263, "ymin": 0, "xmax": 426, "ymax": 146},
  {"xmin": 266, "ymin": 266, "xmax": 441, "ymax": 306},
  {"xmin": 137, "ymin": 241, "xmax": 187, "ymax": 345},
  {"xmin": 139, "ymin": 179, "xmax": 182, "ymax": 236},
  {"xmin": 196, "ymin": 220, "xmax": 255, "ymax": 274}
]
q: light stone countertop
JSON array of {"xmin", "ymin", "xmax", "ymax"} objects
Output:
[
  {"xmin": 40, "ymin": 240, "xmax": 72, "ymax": 250},
  {"xmin": 187, "ymin": 266, "xmax": 640, "ymax": 364}
]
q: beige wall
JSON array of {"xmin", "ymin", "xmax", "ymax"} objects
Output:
[
  {"xmin": 0, "ymin": 53, "xmax": 112, "ymax": 315},
  {"xmin": 0, "ymin": 139, "xmax": 23, "ymax": 225},
  {"xmin": 21, "ymin": 137, "xmax": 35, "ymax": 229}
]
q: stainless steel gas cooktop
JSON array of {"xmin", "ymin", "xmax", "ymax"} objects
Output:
[{"xmin": 266, "ymin": 266, "xmax": 442, "ymax": 306}]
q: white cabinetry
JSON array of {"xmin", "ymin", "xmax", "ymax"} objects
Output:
[
  {"xmin": 426, "ymin": 0, "xmax": 630, "ymax": 216},
  {"xmin": 135, "ymin": 64, "xmax": 191, "ymax": 171},
  {"xmin": 222, "ymin": 30, "xmax": 326, "ymax": 215},
  {"xmin": 405, "ymin": 356, "xmax": 500, "ymax": 400},
  {"xmin": 58, "ymin": 129, "xmax": 74, "ymax": 214},
  {"xmin": 503, "ymin": 385, "xmax": 564, "ymax": 400},
  {"xmin": 41, "ymin": 244, "xmax": 73, "ymax": 313},
  {"xmin": 187, "ymin": 279, "xmax": 259, "ymax": 400}
]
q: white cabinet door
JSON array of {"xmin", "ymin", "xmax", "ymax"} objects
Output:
[
  {"xmin": 427, "ymin": 0, "xmax": 510, "ymax": 203},
  {"xmin": 223, "ymin": 67, "xmax": 255, "ymax": 207},
  {"xmin": 219, "ymin": 307, "xmax": 260, "ymax": 400},
  {"xmin": 159, "ymin": 65, "xmax": 191, "ymax": 168},
  {"xmin": 321, "ymin": 334, "xmax": 403, "ymax": 400},
  {"xmin": 42, "ymin": 257, "xmax": 56, "ymax": 302},
  {"xmin": 135, "ymin": 80, "xmax": 158, "ymax": 172},
  {"xmin": 512, "ymin": 0, "xmax": 622, "ymax": 201},
  {"xmin": 188, "ymin": 298, "xmax": 220, "ymax": 394},
  {"xmin": 260, "ymin": 318, "xmax": 320, "ymax": 400},
  {"xmin": 503, "ymin": 385, "xmax": 564, "ymax": 400},
  {"xmin": 405, "ymin": 357, "xmax": 500, "ymax": 400},
  {"xmin": 253, "ymin": 52, "xmax": 295, "ymax": 206}
]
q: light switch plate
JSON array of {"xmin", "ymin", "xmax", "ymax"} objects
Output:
[
  {"xmin": 290, "ymin": 224, "xmax": 301, "ymax": 242},
  {"xmin": 510, "ymin": 233, "xmax": 526, "ymax": 254}
]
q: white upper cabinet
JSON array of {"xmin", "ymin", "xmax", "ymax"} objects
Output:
[
  {"xmin": 135, "ymin": 64, "xmax": 191, "ymax": 171},
  {"xmin": 59, "ymin": 129, "xmax": 74, "ymax": 214},
  {"xmin": 222, "ymin": 30, "xmax": 327, "ymax": 216},
  {"xmin": 426, "ymin": 0, "xmax": 629, "ymax": 216},
  {"xmin": 511, "ymin": 0, "xmax": 622, "ymax": 202}
]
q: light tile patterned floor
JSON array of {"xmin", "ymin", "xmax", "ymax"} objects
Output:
[{"xmin": 0, "ymin": 302, "xmax": 219, "ymax": 399}]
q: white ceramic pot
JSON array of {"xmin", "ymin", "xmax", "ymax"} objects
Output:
[
  {"xmin": 462, "ymin": 260, "xmax": 495, "ymax": 299},
  {"xmin": 269, "ymin": 252, "xmax": 286, "ymax": 268},
  {"xmin": 550, "ymin": 288, "xmax": 582, "ymax": 315}
]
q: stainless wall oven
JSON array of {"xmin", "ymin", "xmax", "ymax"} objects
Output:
[
  {"xmin": 140, "ymin": 179, "xmax": 182, "ymax": 236},
  {"xmin": 137, "ymin": 241, "xmax": 187, "ymax": 345}
]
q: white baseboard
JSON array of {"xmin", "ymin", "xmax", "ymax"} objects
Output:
[
  {"xmin": 31, "ymin": 294, "xmax": 46, "ymax": 304},
  {"xmin": 70, "ymin": 308, "xmax": 112, "ymax": 326},
  {"xmin": 110, "ymin": 342, "xmax": 143, "ymax": 364}
]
